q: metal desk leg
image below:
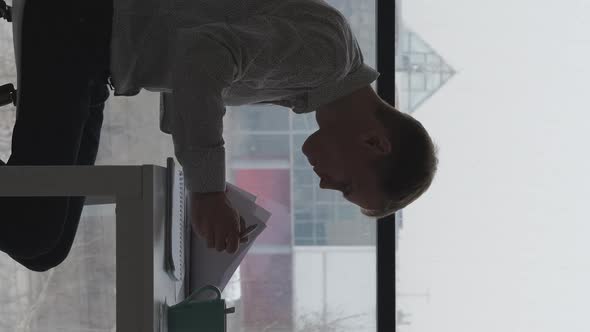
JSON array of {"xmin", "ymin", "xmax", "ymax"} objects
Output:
[{"xmin": 116, "ymin": 197, "xmax": 147, "ymax": 331}]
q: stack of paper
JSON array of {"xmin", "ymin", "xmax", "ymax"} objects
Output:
[
  {"xmin": 165, "ymin": 158, "xmax": 186, "ymax": 282},
  {"xmin": 188, "ymin": 182, "xmax": 272, "ymax": 299}
]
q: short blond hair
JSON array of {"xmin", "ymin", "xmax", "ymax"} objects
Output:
[{"xmin": 360, "ymin": 103, "xmax": 439, "ymax": 219}]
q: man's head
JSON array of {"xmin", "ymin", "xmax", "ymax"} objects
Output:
[{"xmin": 301, "ymin": 85, "xmax": 439, "ymax": 218}]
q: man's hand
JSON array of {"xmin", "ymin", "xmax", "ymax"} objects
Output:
[{"xmin": 190, "ymin": 190, "xmax": 244, "ymax": 254}]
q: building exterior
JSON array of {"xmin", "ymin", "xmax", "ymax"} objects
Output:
[{"xmin": 395, "ymin": 25, "xmax": 456, "ymax": 114}]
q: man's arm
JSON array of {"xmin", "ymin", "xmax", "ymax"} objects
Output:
[{"xmin": 169, "ymin": 26, "xmax": 238, "ymax": 193}]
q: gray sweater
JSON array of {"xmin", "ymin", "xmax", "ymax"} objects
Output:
[{"xmin": 109, "ymin": 0, "xmax": 380, "ymax": 193}]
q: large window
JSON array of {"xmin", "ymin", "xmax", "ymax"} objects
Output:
[
  {"xmin": 396, "ymin": 0, "xmax": 590, "ymax": 331},
  {"xmin": 0, "ymin": 0, "xmax": 382, "ymax": 331}
]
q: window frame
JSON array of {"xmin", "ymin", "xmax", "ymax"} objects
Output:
[{"xmin": 377, "ymin": 0, "xmax": 396, "ymax": 331}]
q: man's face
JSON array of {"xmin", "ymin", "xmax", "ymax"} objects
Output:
[{"xmin": 301, "ymin": 111, "xmax": 390, "ymax": 211}]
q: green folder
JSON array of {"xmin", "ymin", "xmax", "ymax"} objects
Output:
[{"xmin": 168, "ymin": 285, "xmax": 235, "ymax": 332}]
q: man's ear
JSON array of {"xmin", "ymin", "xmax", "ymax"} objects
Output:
[{"xmin": 361, "ymin": 130, "xmax": 391, "ymax": 156}]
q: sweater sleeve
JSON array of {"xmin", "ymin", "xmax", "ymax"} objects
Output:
[{"xmin": 169, "ymin": 25, "xmax": 238, "ymax": 193}]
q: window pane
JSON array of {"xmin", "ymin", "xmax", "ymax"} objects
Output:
[
  {"xmin": 293, "ymin": 134, "xmax": 311, "ymax": 168},
  {"xmin": 397, "ymin": 1, "xmax": 590, "ymax": 331},
  {"xmin": 316, "ymin": 185, "xmax": 336, "ymax": 203},
  {"xmin": 225, "ymin": 1, "xmax": 378, "ymax": 331},
  {"xmin": 291, "ymin": 113, "xmax": 318, "ymax": 131},
  {"xmin": 0, "ymin": 206, "xmax": 117, "ymax": 331}
]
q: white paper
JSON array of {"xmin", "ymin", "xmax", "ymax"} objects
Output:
[
  {"xmin": 253, "ymin": 205, "xmax": 272, "ymax": 224},
  {"xmin": 165, "ymin": 159, "xmax": 186, "ymax": 285},
  {"xmin": 226, "ymin": 182, "xmax": 257, "ymax": 202},
  {"xmin": 189, "ymin": 181, "xmax": 272, "ymax": 298}
]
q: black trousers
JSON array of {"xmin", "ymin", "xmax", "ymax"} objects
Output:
[{"xmin": 0, "ymin": 0, "xmax": 114, "ymax": 271}]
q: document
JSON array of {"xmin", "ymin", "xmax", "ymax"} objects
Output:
[
  {"xmin": 188, "ymin": 182, "xmax": 272, "ymax": 299},
  {"xmin": 165, "ymin": 158, "xmax": 186, "ymax": 283}
]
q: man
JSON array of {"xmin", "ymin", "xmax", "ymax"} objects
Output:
[{"xmin": 0, "ymin": 0, "xmax": 438, "ymax": 271}]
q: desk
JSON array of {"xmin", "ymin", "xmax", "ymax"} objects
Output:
[{"xmin": 0, "ymin": 165, "xmax": 184, "ymax": 331}]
